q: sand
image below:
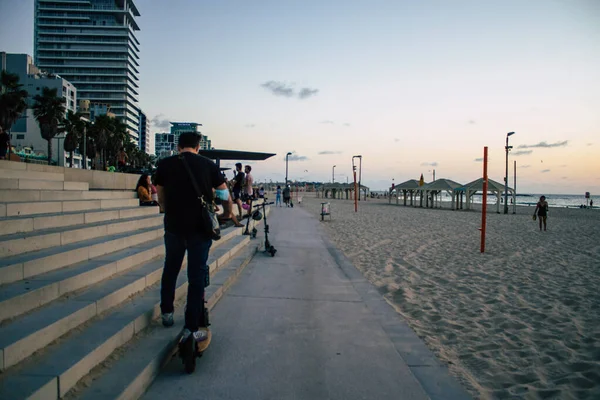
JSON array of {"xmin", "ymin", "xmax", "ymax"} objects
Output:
[{"xmin": 299, "ymin": 194, "xmax": 600, "ymax": 400}]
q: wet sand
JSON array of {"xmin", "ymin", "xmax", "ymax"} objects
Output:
[{"xmin": 299, "ymin": 195, "xmax": 600, "ymax": 399}]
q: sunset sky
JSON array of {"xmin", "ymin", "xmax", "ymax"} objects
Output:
[{"xmin": 1, "ymin": 0, "xmax": 598, "ymax": 194}]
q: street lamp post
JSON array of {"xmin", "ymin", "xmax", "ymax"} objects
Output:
[
  {"xmin": 285, "ymin": 152, "xmax": 292, "ymax": 186},
  {"xmin": 504, "ymin": 131, "xmax": 515, "ymax": 214},
  {"xmin": 353, "ymin": 155, "xmax": 362, "ymax": 200},
  {"xmin": 332, "ymin": 165, "xmax": 336, "ymax": 183}
]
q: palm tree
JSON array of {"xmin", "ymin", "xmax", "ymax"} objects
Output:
[
  {"xmin": 63, "ymin": 111, "xmax": 84, "ymax": 167},
  {"xmin": 0, "ymin": 71, "xmax": 28, "ymax": 158},
  {"xmin": 89, "ymin": 114, "xmax": 112, "ymax": 170},
  {"xmin": 32, "ymin": 87, "xmax": 65, "ymax": 165}
]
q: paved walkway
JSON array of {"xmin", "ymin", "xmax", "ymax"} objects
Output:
[{"xmin": 142, "ymin": 206, "xmax": 472, "ymax": 400}]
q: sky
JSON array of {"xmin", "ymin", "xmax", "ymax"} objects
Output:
[{"xmin": 1, "ymin": 0, "xmax": 599, "ymax": 194}]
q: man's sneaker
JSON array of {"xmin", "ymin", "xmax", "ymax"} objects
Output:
[{"xmin": 162, "ymin": 312, "xmax": 174, "ymax": 327}]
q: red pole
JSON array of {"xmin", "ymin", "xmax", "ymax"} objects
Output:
[
  {"xmin": 481, "ymin": 146, "xmax": 488, "ymax": 253},
  {"xmin": 353, "ymin": 168, "xmax": 358, "ymax": 212}
]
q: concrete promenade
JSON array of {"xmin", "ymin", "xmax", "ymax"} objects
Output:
[{"xmin": 142, "ymin": 205, "xmax": 471, "ymax": 400}]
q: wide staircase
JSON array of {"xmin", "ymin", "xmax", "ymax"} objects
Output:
[{"xmin": 0, "ymin": 160, "xmax": 265, "ymax": 399}]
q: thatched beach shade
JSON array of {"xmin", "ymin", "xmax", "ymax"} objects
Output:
[
  {"xmin": 460, "ymin": 178, "xmax": 515, "ymax": 213},
  {"xmin": 389, "ymin": 179, "xmax": 422, "ymax": 206},
  {"xmin": 417, "ymin": 179, "xmax": 464, "ymax": 209},
  {"xmin": 319, "ymin": 182, "xmax": 369, "ymax": 200}
]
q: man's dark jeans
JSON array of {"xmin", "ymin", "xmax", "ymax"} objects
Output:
[{"xmin": 160, "ymin": 231, "xmax": 212, "ymax": 332}]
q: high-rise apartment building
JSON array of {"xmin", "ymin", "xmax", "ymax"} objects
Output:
[
  {"xmin": 33, "ymin": 0, "xmax": 141, "ymax": 141},
  {"xmin": 154, "ymin": 122, "xmax": 212, "ymax": 158},
  {"xmin": 139, "ymin": 110, "xmax": 153, "ymax": 155}
]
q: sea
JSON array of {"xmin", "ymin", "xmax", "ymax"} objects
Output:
[{"xmin": 374, "ymin": 191, "xmax": 596, "ymax": 209}]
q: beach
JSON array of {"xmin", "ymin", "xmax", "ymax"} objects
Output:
[{"xmin": 298, "ymin": 194, "xmax": 600, "ymax": 399}]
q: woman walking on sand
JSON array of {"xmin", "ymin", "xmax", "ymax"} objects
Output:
[{"xmin": 533, "ymin": 195, "xmax": 549, "ymax": 231}]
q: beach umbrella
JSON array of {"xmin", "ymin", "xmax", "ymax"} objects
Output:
[{"xmin": 419, "ymin": 173, "xmax": 425, "ymax": 186}]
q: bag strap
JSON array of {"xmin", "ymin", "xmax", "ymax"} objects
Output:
[{"xmin": 179, "ymin": 154, "xmax": 208, "ymax": 207}]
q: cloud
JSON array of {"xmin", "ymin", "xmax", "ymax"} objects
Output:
[
  {"xmin": 518, "ymin": 140, "xmax": 568, "ymax": 149},
  {"xmin": 343, "ymin": 123, "xmax": 351, "ymax": 127},
  {"xmin": 513, "ymin": 150, "xmax": 533, "ymax": 156},
  {"xmin": 260, "ymin": 81, "xmax": 319, "ymax": 99},
  {"xmin": 559, "ymin": 164, "xmax": 567, "ymax": 167},
  {"xmin": 474, "ymin": 158, "xmax": 483, "ymax": 162},
  {"xmin": 320, "ymin": 120, "xmax": 335, "ymax": 124},
  {"xmin": 245, "ymin": 124, "xmax": 256, "ymax": 128},
  {"xmin": 519, "ymin": 165, "xmax": 531, "ymax": 168},
  {"xmin": 420, "ymin": 162, "xmax": 438, "ymax": 167},
  {"xmin": 587, "ymin": 143, "xmax": 593, "ymax": 146},
  {"xmin": 318, "ymin": 150, "xmax": 342, "ymax": 155},
  {"xmin": 261, "ymin": 81, "xmax": 294, "ymax": 97},
  {"xmin": 468, "ymin": 120, "xmax": 476, "ymax": 125},
  {"xmin": 541, "ymin": 169, "xmax": 551, "ymax": 173},
  {"xmin": 151, "ymin": 114, "xmax": 171, "ymax": 130},
  {"xmin": 298, "ymin": 87, "xmax": 319, "ymax": 99},
  {"xmin": 394, "ymin": 138, "xmax": 400, "ymax": 142},
  {"xmin": 283, "ymin": 152, "xmax": 309, "ymax": 162},
  {"xmin": 561, "ymin": 176, "xmax": 568, "ymax": 180}
]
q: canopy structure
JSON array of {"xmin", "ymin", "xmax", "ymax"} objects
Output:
[
  {"xmin": 198, "ymin": 149, "xmax": 276, "ymax": 167},
  {"xmin": 389, "ymin": 179, "xmax": 424, "ymax": 206},
  {"xmin": 459, "ymin": 178, "xmax": 515, "ymax": 213},
  {"xmin": 416, "ymin": 178, "xmax": 464, "ymax": 208},
  {"xmin": 316, "ymin": 182, "xmax": 370, "ymax": 200}
]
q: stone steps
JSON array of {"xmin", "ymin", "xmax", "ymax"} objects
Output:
[
  {"xmin": 0, "ymin": 225, "xmax": 163, "ymax": 285},
  {"xmin": 0, "ymin": 178, "xmax": 89, "ymax": 191},
  {"xmin": 0, "ymin": 206, "xmax": 159, "ymax": 236},
  {"xmin": 0, "ymin": 198, "xmax": 141, "ymax": 217},
  {"xmin": 0, "ymin": 168, "xmax": 65, "ymax": 182},
  {"xmin": 0, "ymin": 189, "xmax": 136, "ymax": 203},
  {"xmin": 0, "ymin": 214, "xmax": 163, "ymax": 258},
  {"xmin": 0, "ymin": 232, "xmax": 255, "ymax": 400},
  {"xmin": 0, "ymin": 230, "xmax": 247, "ymax": 373}
]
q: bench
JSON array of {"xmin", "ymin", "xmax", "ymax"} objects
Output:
[{"xmin": 320, "ymin": 202, "xmax": 331, "ymax": 221}]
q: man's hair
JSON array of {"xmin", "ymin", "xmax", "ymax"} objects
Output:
[
  {"xmin": 235, "ymin": 162, "xmax": 242, "ymax": 170},
  {"xmin": 178, "ymin": 131, "xmax": 202, "ymax": 149},
  {"xmin": 245, "ymin": 165, "xmax": 252, "ymax": 172}
]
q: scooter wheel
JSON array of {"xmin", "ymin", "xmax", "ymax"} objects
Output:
[{"xmin": 270, "ymin": 248, "xmax": 277, "ymax": 257}]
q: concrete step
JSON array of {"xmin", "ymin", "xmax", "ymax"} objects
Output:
[
  {"xmin": 0, "ymin": 214, "xmax": 163, "ymax": 258},
  {"xmin": 0, "ymin": 226, "xmax": 163, "ymax": 285},
  {"xmin": 0, "ymin": 235, "xmax": 254, "ymax": 399},
  {"xmin": 0, "ymin": 168, "xmax": 65, "ymax": 182},
  {"xmin": 74, "ymin": 245, "xmax": 257, "ymax": 400},
  {"xmin": 0, "ymin": 189, "xmax": 136, "ymax": 203},
  {"xmin": 0, "ymin": 178, "xmax": 89, "ymax": 191},
  {"xmin": 0, "ymin": 206, "xmax": 159, "ymax": 236},
  {"xmin": 0, "ymin": 197, "xmax": 141, "ymax": 217},
  {"xmin": 0, "ymin": 226, "xmax": 243, "ymax": 324}
]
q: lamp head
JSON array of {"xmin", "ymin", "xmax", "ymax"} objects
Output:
[
  {"xmin": 286, "ymin": 152, "xmax": 292, "ymax": 156},
  {"xmin": 507, "ymin": 132, "xmax": 515, "ymax": 137}
]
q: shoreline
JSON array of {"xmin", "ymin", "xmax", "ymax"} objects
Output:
[{"xmin": 298, "ymin": 195, "xmax": 600, "ymax": 399}]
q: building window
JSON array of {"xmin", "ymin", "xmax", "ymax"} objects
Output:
[{"xmin": 17, "ymin": 134, "xmax": 25, "ymax": 140}]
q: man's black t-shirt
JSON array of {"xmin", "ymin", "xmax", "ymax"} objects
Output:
[
  {"xmin": 232, "ymin": 171, "xmax": 244, "ymax": 191},
  {"xmin": 154, "ymin": 152, "xmax": 225, "ymax": 236}
]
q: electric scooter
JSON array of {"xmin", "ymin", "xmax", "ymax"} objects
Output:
[{"xmin": 250, "ymin": 199, "xmax": 276, "ymax": 257}]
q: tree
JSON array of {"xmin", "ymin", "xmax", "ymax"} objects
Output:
[
  {"xmin": 89, "ymin": 114, "xmax": 112, "ymax": 170},
  {"xmin": 32, "ymin": 87, "xmax": 65, "ymax": 165},
  {"xmin": 0, "ymin": 71, "xmax": 28, "ymax": 157},
  {"xmin": 63, "ymin": 111, "xmax": 84, "ymax": 168}
]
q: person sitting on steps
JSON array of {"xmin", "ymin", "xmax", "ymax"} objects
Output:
[{"xmin": 136, "ymin": 174, "xmax": 159, "ymax": 206}]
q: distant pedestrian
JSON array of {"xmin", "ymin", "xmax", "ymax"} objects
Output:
[
  {"xmin": 283, "ymin": 185, "xmax": 291, "ymax": 207},
  {"xmin": 590, "ymin": 199, "xmax": 594, "ymax": 209},
  {"xmin": 276, "ymin": 185, "xmax": 282, "ymax": 207},
  {"xmin": 533, "ymin": 195, "xmax": 549, "ymax": 231},
  {"xmin": 117, "ymin": 147, "xmax": 128, "ymax": 171},
  {"xmin": 231, "ymin": 163, "xmax": 245, "ymax": 218}
]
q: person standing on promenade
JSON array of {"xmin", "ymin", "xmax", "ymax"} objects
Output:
[
  {"xmin": 244, "ymin": 165, "xmax": 254, "ymax": 201},
  {"xmin": 275, "ymin": 185, "xmax": 282, "ymax": 207},
  {"xmin": 534, "ymin": 195, "xmax": 549, "ymax": 231},
  {"xmin": 231, "ymin": 162, "xmax": 245, "ymax": 218},
  {"xmin": 154, "ymin": 132, "xmax": 233, "ymax": 361}
]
